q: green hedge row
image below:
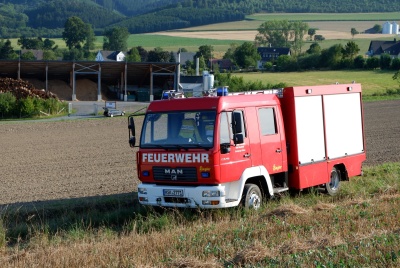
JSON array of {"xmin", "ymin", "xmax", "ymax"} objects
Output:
[{"xmin": 0, "ymin": 92, "xmax": 68, "ymax": 119}]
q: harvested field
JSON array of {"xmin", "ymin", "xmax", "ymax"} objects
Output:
[
  {"xmin": 0, "ymin": 100, "xmax": 399, "ymax": 206},
  {"xmin": 153, "ymin": 21, "xmax": 395, "ymax": 41}
]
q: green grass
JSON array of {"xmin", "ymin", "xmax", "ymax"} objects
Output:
[
  {"xmin": 126, "ymin": 34, "xmax": 241, "ymax": 52},
  {"xmin": 235, "ymin": 70, "xmax": 400, "ymax": 96},
  {"xmin": 0, "ymin": 163, "xmax": 399, "ymax": 267}
]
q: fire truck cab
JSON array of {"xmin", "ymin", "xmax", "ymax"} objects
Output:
[{"xmin": 128, "ymin": 84, "xmax": 366, "ymax": 209}]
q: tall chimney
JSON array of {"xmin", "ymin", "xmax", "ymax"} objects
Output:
[{"xmin": 196, "ymin": 57, "xmax": 199, "ymax": 76}]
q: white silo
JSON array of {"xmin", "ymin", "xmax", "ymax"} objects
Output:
[
  {"xmin": 392, "ymin": 22, "xmax": 399, "ymax": 34},
  {"xmin": 383, "ymin": 21, "xmax": 392, "ymax": 34}
]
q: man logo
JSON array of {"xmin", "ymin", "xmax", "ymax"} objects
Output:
[{"xmin": 165, "ymin": 169, "xmax": 183, "ymax": 181}]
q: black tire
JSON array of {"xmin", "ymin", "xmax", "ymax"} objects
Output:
[
  {"xmin": 242, "ymin": 183, "xmax": 262, "ymax": 210},
  {"xmin": 325, "ymin": 167, "xmax": 341, "ymax": 196}
]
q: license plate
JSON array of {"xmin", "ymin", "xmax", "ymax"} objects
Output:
[{"xmin": 163, "ymin": 189, "xmax": 184, "ymax": 197}]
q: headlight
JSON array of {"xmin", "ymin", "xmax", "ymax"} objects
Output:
[
  {"xmin": 202, "ymin": 190, "xmax": 220, "ymax": 197},
  {"xmin": 138, "ymin": 187, "xmax": 147, "ymax": 194}
]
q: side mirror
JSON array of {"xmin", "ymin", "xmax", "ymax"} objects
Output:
[
  {"xmin": 128, "ymin": 116, "xmax": 136, "ymax": 147},
  {"xmin": 232, "ymin": 111, "xmax": 244, "ymax": 145},
  {"xmin": 232, "ymin": 111, "xmax": 243, "ymax": 134},
  {"xmin": 233, "ymin": 133, "xmax": 244, "ymax": 144},
  {"xmin": 220, "ymin": 143, "xmax": 231, "ymax": 154},
  {"xmin": 129, "ymin": 136, "xmax": 136, "ymax": 148}
]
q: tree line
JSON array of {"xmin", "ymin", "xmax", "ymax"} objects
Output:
[
  {"xmin": 0, "ymin": 17, "xmax": 397, "ymax": 74},
  {"xmin": 1, "ymin": 0, "xmax": 400, "ymax": 38}
]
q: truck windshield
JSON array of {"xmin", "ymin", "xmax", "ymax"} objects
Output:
[{"xmin": 140, "ymin": 110, "xmax": 216, "ymax": 149}]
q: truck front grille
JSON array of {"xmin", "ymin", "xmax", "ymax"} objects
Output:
[{"xmin": 153, "ymin": 167, "xmax": 197, "ymax": 182}]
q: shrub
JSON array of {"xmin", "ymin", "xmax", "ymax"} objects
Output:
[
  {"xmin": 380, "ymin": 53, "xmax": 392, "ymax": 70},
  {"xmin": 33, "ymin": 97, "xmax": 45, "ymax": 115},
  {"xmin": 215, "ymin": 73, "xmax": 285, "ymax": 92},
  {"xmin": 354, "ymin": 55, "xmax": 365, "ymax": 69},
  {"xmin": 43, "ymin": 98, "xmax": 61, "ymax": 114},
  {"xmin": 0, "ymin": 92, "xmax": 16, "ymax": 118},
  {"xmin": 339, "ymin": 58, "xmax": 354, "ymax": 69},
  {"xmin": 276, "ymin": 55, "xmax": 298, "ymax": 71},
  {"xmin": 297, "ymin": 53, "xmax": 320, "ymax": 70},
  {"xmin": 263, "ymin": 61, "xmax": 273, "ymax": 71},
  {"xmin": 366, "ymin": 57, "xmax": 380, "ymax": 69},
  {"xmin": 17, "ymin": 97, "xmax": 35, "ymax": 117},
  {"xmin": 391, "ymin": 58, "xmax": 400, "ymax": 70}
]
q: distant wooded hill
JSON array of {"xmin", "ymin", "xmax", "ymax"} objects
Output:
[{"xmin": 0, "ymin": 0, "xmax": 398, "ymax": 38}]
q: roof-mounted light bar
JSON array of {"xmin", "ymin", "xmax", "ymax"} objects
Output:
[
  {"xmin": 203, "ymin": 86, "xmax": 229, "ymax": 97},
  {"xmin": 162, "ymin": 90, "xmax": 185, "ymax": 100}
]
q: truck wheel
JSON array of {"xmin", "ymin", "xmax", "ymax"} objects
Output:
[
  {"xmin": 242, "ymin": 184, "xmax": 262, "ymax": 210},
  {"xmin": 325, "ymin": 167, "xmax": 341, "ymax": 196}
]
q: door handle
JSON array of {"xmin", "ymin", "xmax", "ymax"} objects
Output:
[
  {"xmin": 244, "ymin": 153, "xmax": 251, "ymax": 158},
  {"xmin": 276, "ymin": 149, "xmax": 282, "ymax": 153}
]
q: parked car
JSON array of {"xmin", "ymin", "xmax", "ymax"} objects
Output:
[{"xmin": 103, "ymin": 108, "xmax": 125, "ymax": 117}]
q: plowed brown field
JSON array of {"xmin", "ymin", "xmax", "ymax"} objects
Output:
[{"xmin": 0, "ymin": 100, "xmax": 399, "ymax": 206}]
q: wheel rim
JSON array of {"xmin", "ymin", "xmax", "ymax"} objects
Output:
[
  {"xmin": 329, "ymin": 170, "xmax": 340, "ymax": 191},
  {"xmin": 249, "ymin": 192, "xmax": 261, "ymax": 210}
]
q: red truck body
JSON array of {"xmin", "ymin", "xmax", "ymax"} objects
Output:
[{"xmin": 129, "ymin": 83, "xmax": 366, "ymax": 209}]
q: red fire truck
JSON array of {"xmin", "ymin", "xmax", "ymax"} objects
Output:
[{"xmin": 128, "ymin": 83, "xmax": 366, "ymax": 209}]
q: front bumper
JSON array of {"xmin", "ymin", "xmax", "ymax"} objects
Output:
[{"xmin": 137, "ymin": 183, "xmax": 239, "ymax": 209}]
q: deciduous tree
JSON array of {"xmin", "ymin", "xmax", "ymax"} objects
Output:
[
  {"xmin": 126, "ymin": 47, "xmax": 141, "ymax": 62},
  {"xmin": 233, "ymin": 41, "xmax": 260, "ymax": 69},
  {"xmin": 103, "ymin": 27, "xmax": 130, "ymax": 51},
  {"xmin": 62, "ymin": 16, "xmax": 89, "ymax": 49},
  {"xmin": 195, "ymin": 45, "xmax": 214, "ymax": 64},
  {"xmin": 256, "ymin": 20, "xmax": 308, "ymax": 53},
  {"xmin": 350, "ymin": 28, "xmax": 359, "ymax": 38},
  {"xmin": 147, "ymin": 47, "xmax": 171, "ymax": 62},
  {"xmin": 372, "ymin": 24, "xmax": 382, "ymax": 33},
  {"xmin": 308, "ymin": 28, "xmax": 316, "ymax": 41},
  {"xmin": 343, "ymin": 41, "xmax": 360, "ymax": 60},
  {"xmin": 0, "ymin": 39, "xmax": 17, "ymax": 59}
]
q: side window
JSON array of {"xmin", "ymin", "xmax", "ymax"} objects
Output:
[
  {"xmin": 233, "ymin": 110, "xmax": 246, "ymax": 138},
  {"xmin": 259, "ymin": 108, "xmax": 277, "ymax": 135},
  {"xmin": 219, "ymin": 112, "xmax": 231, "ymax": 144}
]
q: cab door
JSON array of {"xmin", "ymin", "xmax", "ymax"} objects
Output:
[
  {"xmin": 257, "ymin": 107, "xmax": 286, "ymax": 174},
  {"xmin": 218, "ymin": 110, "xmax": 252, "ymax": 183}
]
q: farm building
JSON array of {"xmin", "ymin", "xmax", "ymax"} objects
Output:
[
  {"xmin": 0, "ymin": 60, "xmax": 178, "ymax": 102},
  {"xmin": 367, "ymin": 39, "xmax": 400, "ymax": 58},
  {"xmin": 95, "ymin": 50, "xmax": 126, "ymax": 61},
  {"xmin": 21, "ymin": 49, "xmax": 44, "ymax": 60},
  {"xmin": 257, "ymin": 47, "xmax": 291, "ymax": 69},
  {"xmin": 209, "ymin": 59, "xmax": 234, "ymax": 71},
  {"xmin": 172, "ymin": 51, "xmax": 196, "ymax": 68}
]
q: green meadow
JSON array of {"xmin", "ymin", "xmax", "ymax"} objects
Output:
[{"xmin": 236, "ymin": 70, "xmax": 399, "ymax": 96}]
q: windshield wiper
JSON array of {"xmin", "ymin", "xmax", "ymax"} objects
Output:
[
  {"xmin": 144, "ymin": 143, "xmax": 209, "ymax": 151},
  {"xmin": 147, "ymin": 144, "xmax": 189, "ymax": 151},
  {"xmin": 188, "ymin": 143, "xmax": 211, "ymax": 150}
]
